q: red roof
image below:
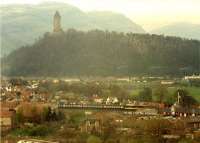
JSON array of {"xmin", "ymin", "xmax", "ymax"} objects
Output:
[{"xmin": 0, "ymin": 108, "xmax": 15, "ymax": 118}]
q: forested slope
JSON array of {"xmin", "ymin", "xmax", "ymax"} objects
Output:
[{"xmin": 3, "ymin": 29, "xmax": 200, "ymax": 77}]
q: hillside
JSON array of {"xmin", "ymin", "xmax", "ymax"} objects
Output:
[
  {"xmin": 1, "ymin": 2, "xmax": 145, "ymax": 57},
  {"xmin": 151, "ymin": 23, "xmax": 200, "ymax": 40},
  {"xmin": 3, "ymin": 29, "xmax": 200, "ymax": 77}
]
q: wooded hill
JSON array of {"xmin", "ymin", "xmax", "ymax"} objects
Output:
[{"xmin": 2, "ymin": 29, "xmax": 200, "ymax": 77}]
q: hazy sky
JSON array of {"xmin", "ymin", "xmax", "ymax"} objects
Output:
[{"xmin": 1, "ymin": 0, "xmax": 200, "ymax": 30}]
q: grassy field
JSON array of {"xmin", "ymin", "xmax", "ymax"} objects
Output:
[
  {"xmin": 125, "ymin": 81, "xmax": 200, "ymax": 102},
  {"xmin": 168, "ymin": 86, "xmax": 200, "ymax": 102}
]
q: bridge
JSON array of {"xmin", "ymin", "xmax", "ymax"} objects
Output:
[
  {"xmin": 58, "ymin": 103, "xmax": 158, "ymax": 113},
  {"xmin": 17, "ymin": 139, "xmax": 58, "ymax": 143}
]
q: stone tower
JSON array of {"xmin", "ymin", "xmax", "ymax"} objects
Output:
[{"xmin": 53, "ymin": 11, "xmax": 62, "ymax": 32}]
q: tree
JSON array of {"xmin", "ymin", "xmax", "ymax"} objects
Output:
[
  {"xmin": 109, "ymin": 84, "xmax": 129, "ymax": 101},
  {"xmin": 41, "ymin": 106, "xmax": 50, "ymax": 122},
  {"xmin": 87, "ymin": 135, "xmax": 102, "ymax": 143},
  {"xmin": 154, "ymin": 85, "xmax": 167, "ymax": 103},
  {"xmin": 17, "ymin": 104, "xmax": 55, "ymax": 123},
  {"xmin": 9, "ymin": 78, "xmax": 28, "ymax": 86},
  {"xmin": 28, "ymin": 125, "xmax": 52, "ymax": 136},
  {"xmin": 56, "ymin": 110, "xmax": 65, "ymax": 121},
  {"xmin": 137, "ymin": 87, "xmax": 152, "ymax": 102},
  {"xmin": 30, "ymin": 105, "xmax": 40, "ymax": 123},
  {"xmin": 15, "ymin": 108, "xmax": 24, "ymax": 124},
  {"xmin": 102, "ymin": 119, "xmax": 117, "ymax": 142}
]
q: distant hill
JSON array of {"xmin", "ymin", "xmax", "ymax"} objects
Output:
[
  {"xmin": 87, "ymin": 11, "xmax": 144, "ymax": 33},
  {"xmin": 151, "ymin": 23, "xmax": 200, "ymax": 40},
  {"xmin": 1, "ymin": 2, "xmax": 145, "ymax": 57},
  {"xmin": 2, "ymin": 29, "xmax": 200, "ymax": 77}
]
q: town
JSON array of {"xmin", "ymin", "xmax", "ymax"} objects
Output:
[
  {"xmin": 1, "ymin": 76, "xmax": 200, "ymax": 143},
  {"xmin": 1, "ymin": 0, "xmax": 200, "ymax": 142}
]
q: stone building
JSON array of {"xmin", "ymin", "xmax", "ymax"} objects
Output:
[{"xmin": 53, "ymin": 11, "xmax": 63, "ymax": 33}]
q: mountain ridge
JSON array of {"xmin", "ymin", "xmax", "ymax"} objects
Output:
[{"xmin": 151, "ymin": 22, "xmax": 200, "ymax": 40}]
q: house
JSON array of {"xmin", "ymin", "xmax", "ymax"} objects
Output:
[
  {"xmin": 161, "ymin": 80, "xmax": 175, "ymax": 85},
  {"xmin": 162, "ymin": 104, "xmax": 200, "ymax": 117},
  {"xmin": 184, "ymin": 75, "xmax": 200, "ymax": 80},
  {"xmin": 162, "ymin": 134, "xmax": 180, "ymax": 143},
  {"xmin": 106, "ymin": 97, "xmax": 119, "ymax": 105},
  {"xmin": 0, "ymin": 108, "xmax": 16, "ymax": 132},
  {"xmin": 0, "ymin": 101, "xmax": 18, "ymax": 109},
  {"xmin": 185, "ymin": 117, "xmax": 200, "ymax": 130},
  {"xmin": 94, "ymin": 98, "xmax": 103, "ymax": 104}
]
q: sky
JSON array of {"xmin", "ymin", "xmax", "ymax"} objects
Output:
[{"xmin": 1, "ymin": 0, "xmax": 200, "ymax": 30}]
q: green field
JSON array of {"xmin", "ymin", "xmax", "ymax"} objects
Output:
[{"xmin": 168, "ymin": 86, "xmax": 200, "ymax": 102}]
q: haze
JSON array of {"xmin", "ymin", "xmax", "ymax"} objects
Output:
[{"xmin": 1, "ymin": 0, "xmax": 200, "ymax": 30}]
